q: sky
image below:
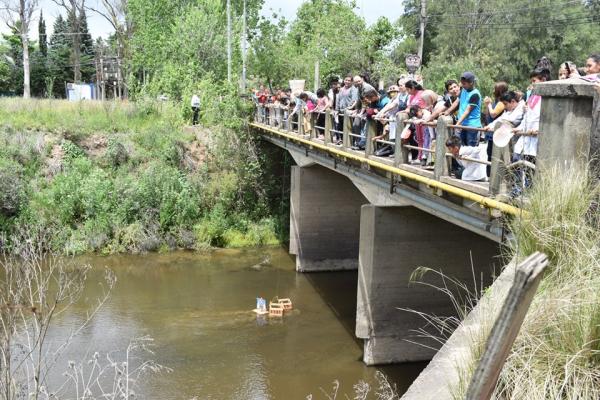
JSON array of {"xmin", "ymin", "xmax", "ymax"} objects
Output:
[
  {"xmin": 0, "ymin": 0, "xmax": 404, "ymax": 40},
  {"xmin": 260, "ymin": 0, "xmax": 404, "ymax": 25}
]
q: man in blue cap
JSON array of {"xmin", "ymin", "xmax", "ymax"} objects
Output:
[{"xmin": 454, "ymin": 71, "xmax": 482, "ymax": 146}]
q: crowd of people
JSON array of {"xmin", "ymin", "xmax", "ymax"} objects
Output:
[{"xmin": 252, "ymin": 53, "xmax": 600, "ymax": 193}]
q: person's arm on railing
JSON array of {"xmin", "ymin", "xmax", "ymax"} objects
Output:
[
  {"xmin": 443, "ymin": 98, "xmax": 459, "ymax": 116},
  {"xmin": 456, "ymin": 104, "xmax": 474, "ymax": 127},
  {"xmin": 375, "ymin": 97, "xmax": 399, "ymax": 119}
]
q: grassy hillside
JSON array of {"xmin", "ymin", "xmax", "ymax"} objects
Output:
[{"xmin": 0, "ymin": 98, "xmax": 287, "ymax": 254}]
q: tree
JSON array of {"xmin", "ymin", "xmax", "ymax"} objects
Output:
[
  {"xmin": 38, "ymin": 9, "xmax": 46, "ymax": 56},
  {"xmin": 78, "ymin": 8, "xmax": 95, "ymax": 82},
  {"xmin": 0, "ymin": 0, "xmax": 38, "ymax": 98},
  {"xmin": 47, "ymin": 14, "xmax": 72, "ymax": 97},
  {"xmin": 51, "ymin": 0, "xmax": 86, "ymax": 83}
]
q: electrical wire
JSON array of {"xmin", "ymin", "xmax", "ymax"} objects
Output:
[{"xmin": 425, "ymin": 0, "xmax": 586, "ymax": 18}]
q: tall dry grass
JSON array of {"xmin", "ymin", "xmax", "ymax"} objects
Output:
[{"xmin": 489, "ymin": 163, "xmax": 600, "ymax": 398}]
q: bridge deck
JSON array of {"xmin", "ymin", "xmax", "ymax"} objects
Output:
[{"xmin": 252, "ymin": 119, "xmax": 524, "ymax": 242}]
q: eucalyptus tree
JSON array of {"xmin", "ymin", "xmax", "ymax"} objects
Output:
[{"xmin": 0, "ymin": 0, "xmax": 38, "ymax": 98}]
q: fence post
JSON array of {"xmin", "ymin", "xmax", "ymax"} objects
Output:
[
  {"xmin": 343, "ymin": 112, "xmax": 351, "ymax": 149},
  {"xmin": 325, "ymin": 110, "xmax": 332, "ymax": 144},
  {"xmin": 298, "ymin": 108, "xmax": 304, "ymax": 136},
  {"xmin": 277, "ymin": 106, "xmax": 284, "ymax": 128},
  {"xmin": 396, "ymin": 113, "xmax": 409, "ymax": 165},
  {"xmin": 287, "ymin": 107, "xmax": 293, "ymax": 132},
  {"xmin": 310, "ymin": 113, "xmax": 317, "ymax": 139},
  {"xmin": 434, "ymin": 116, "xmax": 452, "ymax": 180},
  {"xmin": 365, "ymin": 120, "xmax": 377, "ymax": 156},
  {"xmin": 466, "ymin": 252, "xmax": 548, "ymax": 400},
  {"xmin": 490, "ymin": 143, "xmax": 511, "ymax": 195}
]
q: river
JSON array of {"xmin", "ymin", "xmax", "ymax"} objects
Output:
[{"xmin": 46, "ymin": 247, "xmax": 426, "ymax": 399}]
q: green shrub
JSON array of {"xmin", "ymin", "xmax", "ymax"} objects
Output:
[
  {"xmin": 0, "ymin": 158, "xmax": 25, "ymax": 217},
  {"xmin": 105, "ymin": 138, "xmax": 129, "ymax": 168}
]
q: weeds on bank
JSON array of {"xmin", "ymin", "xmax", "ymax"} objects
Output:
[
  {"xmin": 446, "ymin": 164, "xmax": 600, "ymax": 399},
  {"xmin": 0, "ymin": 96, "xmax": 289, "ymax": 254},
  {"xmin": 306, "ymin": 371, "xmax": 399, "ymax": 400}
]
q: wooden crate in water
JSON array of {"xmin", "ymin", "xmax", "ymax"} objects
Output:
[
  {"xmin": 269, "ymin": 302, "xmax": 284, "ymax": 317},
  {"xmin": 278, "ymin": 298, "xmax": 293, "ymax": 311}
]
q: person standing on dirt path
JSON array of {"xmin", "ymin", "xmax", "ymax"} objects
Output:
[{"xmin": 191, "ymin": 94, "xmax": 201, "ymax": 125}]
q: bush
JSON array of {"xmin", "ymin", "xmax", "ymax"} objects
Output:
[
  {"xmin": 0, "ymin": 158, "xmax": 25, "ymax": 217},
  {"xmin": 105, "ymin": 138, "xmax": 129, "ymax": 167}
]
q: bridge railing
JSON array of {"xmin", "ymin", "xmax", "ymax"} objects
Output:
[{"xmin": 253, "ymin": 104, "xmax": 535, "ymax": 198}]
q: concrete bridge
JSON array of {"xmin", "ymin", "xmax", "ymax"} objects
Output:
[{"xmin": 250, "ymin": 79, "xmax": 599, "ymax": 367}]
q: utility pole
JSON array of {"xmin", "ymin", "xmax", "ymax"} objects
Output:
[
  {"xmin": 100, "ymin": 55, "xmax": 105, "ymax": 101},
  {"xmin": 241, "ymin": 0, "xmax": 247, "ymax": 92},
  {"xmin": 227, "ymin": 0, "xmax": 232, "ymax": 83},
  {"xmin": 418, "ymin": 0, "xmax": 427, "ymax": 63}
]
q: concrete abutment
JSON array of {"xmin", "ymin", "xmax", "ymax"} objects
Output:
[
  {"xmin": 356, "ymin": 205, "xmax": 501, "ymax": 365},
  {"xmin": 289, "ymin": 165, "xmax": 368, "ymax": 272}
]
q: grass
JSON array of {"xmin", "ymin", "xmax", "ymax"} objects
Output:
[
  {"xmin": 446, "ymin": 163, "xmax": 600, "ymax": 399},
  {"xmin": 0, "ymin": 97, "xmax": 179, "ymax": 139}
]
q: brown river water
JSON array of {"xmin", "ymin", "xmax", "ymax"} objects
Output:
[{"xmin": 46, "ymin": 247, "xmax": 426, "ymax": 399}]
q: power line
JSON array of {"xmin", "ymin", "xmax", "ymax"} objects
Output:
[
  {"xmin": 435, "ymin": 14, "xmax": 598, "ymax": 29},
  {"xmin": 435, "ymin": 17, "xmax": 598, "ymax": 30},
  {"xmin": 426, "ymin": 0, "xmax": 585, "ymax": 18}
]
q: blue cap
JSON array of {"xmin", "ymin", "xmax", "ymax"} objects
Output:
[{"xmin": 460, "ymin": 71, "xmax": 476, "ymax": 83}]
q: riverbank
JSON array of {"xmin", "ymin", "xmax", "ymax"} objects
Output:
[{"xmin": 0, "ymin": 98, "xmax": 288, "ymax": 254}]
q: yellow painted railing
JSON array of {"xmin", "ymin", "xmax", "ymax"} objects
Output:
[{"xmin": 251, "ymin": 120, "xmax": 524, "ymax": 217}]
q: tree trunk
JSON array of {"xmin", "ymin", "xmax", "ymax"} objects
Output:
[
  {"xmin": 73, "ymin": 31, "xmax": 81, "ymax": 83},
  {"xmin": 22, "ymin": 34, "xmax": 31, "ymax": 98}
]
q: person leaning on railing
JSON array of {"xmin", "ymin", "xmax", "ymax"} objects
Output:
[
  {"xmin": 371, "ymin": 85, "xmax": 402, "ymax": 157},
  {"xmin": 347, "ymin": 76, "xmax": 376, "ymax": 147},
  {"xmin": 334, "ymin": 75, "xmax": 359, "ymax": 144},
  {"xmin": 445, "ymin": 135, "xmax": 488, "ymax": 182},
  {"xmin": 445, "ymin": 72, "xmax": 483, "ymax": 147},
  {"xmin": 509, "ymin": 67, "xmax": 546, "ymax": 197},
  {"xmin": 313, "ymin": 89, "xmax": 330, "ymax": 139},
  {"xmin": 483, "ymin": 91, "xmax": 525, "ymax": 132},
  {"xmin": 352, "ymin": 88, "xmax": 390, "ymax": 150}
]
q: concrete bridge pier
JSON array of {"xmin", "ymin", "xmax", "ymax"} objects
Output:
[
  {"xmin": 356, "ymin": 205, "xmax": 500, "ymax": 365},
  {"xmin": 289, "ymin": 165, "xmax": 368, "ymax": 272}
]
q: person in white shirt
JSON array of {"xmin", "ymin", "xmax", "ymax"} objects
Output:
[
  {"xmin": 445, "ymin": 135, "xmax": 487, "ymax": 181},
  {"xmin": 191, "ymin": 94, "xmax": 201, "ymax": 125},
  {"xmin": 508, "ymin": 68, "xmax": 547, "ymax": 196},
  {"xmin": 483, "ymin": 91, "xmax": 525, "ymax": 132}
]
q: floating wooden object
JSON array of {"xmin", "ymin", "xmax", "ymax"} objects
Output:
[
  {"xmin": 269, "ymin": 302, "xmax": 284, "ymax": 317},
  {"xmin": 278, "ymin": 298, "xmax": 293, "ymax": 311},
  {"xmin": 253, "ymin": 297, "xmax": 269, "ymax": 315}
]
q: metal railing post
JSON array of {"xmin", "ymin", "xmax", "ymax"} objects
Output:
[
  {"xmin": 434, "ymin": 116, "xmax": 452, "ymax": 180},
  {"xmin": 325, "ymin": 109, "xmax": 332, "ymax": 144}
]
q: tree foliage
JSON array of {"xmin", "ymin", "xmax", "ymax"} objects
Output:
[{"xmin": 397, "ymin": 0, "xmax": 600, "ymax": 93}]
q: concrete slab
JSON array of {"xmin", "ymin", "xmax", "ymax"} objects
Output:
[{"xmin": 356, "ymin": 205, "xmax": 501, "ymax": 365}]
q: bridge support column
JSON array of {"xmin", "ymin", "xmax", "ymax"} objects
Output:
[
  {"xmin": 356, "ymin": 205, "xmax": 500, "ymax": 365},
  {"xmin": 290, "ymin": 165, "xmax": 367, "ymax": 272}
]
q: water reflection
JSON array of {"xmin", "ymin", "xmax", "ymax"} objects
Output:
[{"xmin": 41, "ymin": 247, "xmax": 426, "ymax": 399}]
